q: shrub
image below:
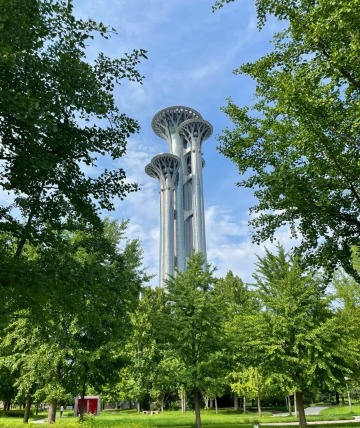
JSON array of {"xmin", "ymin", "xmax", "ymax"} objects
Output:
[{"xmin": 2, "ymin": 409, "xmax": 33, "ymax": 418}]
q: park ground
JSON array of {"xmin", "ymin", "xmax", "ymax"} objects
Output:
[{"xmin": 2, "ymin": 404, "xmax": 360, "ymax": 428}]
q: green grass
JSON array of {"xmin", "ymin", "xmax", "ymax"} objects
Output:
[
  {"xmin": 0, "ymin": 405, "xmax": 359, "ymax": 428},
  {"xmin": 320, "ymin": 405, "xmax": 360, "ymax": 418}
]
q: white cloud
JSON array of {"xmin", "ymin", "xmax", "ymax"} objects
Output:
[{"xmin": 205, "ymin": 205, "xmax": 302, "ymax": 283}]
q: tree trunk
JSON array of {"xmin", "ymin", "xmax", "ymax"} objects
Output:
[
  {"xmin": 335, "ymin": 391, "xmax": 340, "ymax": 405},
  {"xmin": 136, "ymin": 401, "xmax": 140, "ymax": 413},
  {"xmin": 47, "ymin": 399, "xmax": 57, "ymax": 424},
  {"xmin": 295, "ymin": 391, "xmax": 307, "ymax": 427},
  {"xmin": 202, "ymin": 392, "xmax": 209, "ymax": 410},
  {"xmin": 79, "ymin": 388, "xmax": 86, "ymax": 421},
  {"xmin": 180, "ymin": 388, "xmax": 186, "ymax": 413},
  {"xmin": 287, "ymin": 395, "xmax": 292, "ymax": 415},
  {"xmin": 161, "ymin": 396, "xmax": 164, "ymax": 412},
  {"xmin": 243, "ymin": 396, "xmax": 246, "ymax": 413},
  {"xmin": 257, "ymin": 392, "xmax": 262, "ymax": 417},
  {"xmin": 209, "ymin": 398, "xmax": 213, "ymax": 409},
  {"xmin": 294, "ymin": 392, "xmax": 298, "ymax": 417},
  {"xmin": 234, "ymin": 393, "xmax": 239, "ymax": 410},
  {"xmin": 15, "ymin": 211, "xmax": 35, "ymax": 257},
  {"xmin": 23, "ymin": 394, "xmax": 32, "ymax": 423},
  {"xmin": 194, "ymin": 387, "xmax": 202, "ymax": 428},
  {"xmin": 214, "ymin": 396, "xmax": 218, "ymax": 414}
]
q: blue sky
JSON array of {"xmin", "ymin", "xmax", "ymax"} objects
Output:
[{"xmin": 72, "ymin": 0, "xmax": 295, "ymax": 285}]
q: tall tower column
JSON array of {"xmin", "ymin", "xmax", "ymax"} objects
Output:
[
  {"xmin": 145, "ymin": 154, "xmax": 180, "ymax": 286},
  {"xmin": 179, "ymin": 119, "xmax": 212, "ymax": 257},
  {"xmin": 151, "ymin": 107, "xmax": 202, "ymax": 273},
  {"xmin": 147, "ymin": 106, "xmax": 212, "ymax": 286}
]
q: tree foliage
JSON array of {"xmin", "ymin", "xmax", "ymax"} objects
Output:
[
  {"xmin": 0, "ymin": 0, "xmax": 147, "ymax": 253},
  {"xmin": 115, "ymin": 286, "xmax": 168, "ymax": 411},
  {"xmin": 215, "ymin": 0, "xmax": 360, "ymax": 278},
  {"xmin": 246, "ymin": 245, "xmax": 356, "ymax": 426},
  {"xmin": 164, "ymin": 253, "xmax": 224, "ymax": 428},
  {"xmin": 0, "ymin": 219, "xmax": 147, "ymax": 419},
  {"xmin": 333, "ymin": 247, "xmax": 360, "ymax": 386}
]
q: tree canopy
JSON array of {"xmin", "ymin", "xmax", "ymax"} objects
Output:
[
  {"xmin": 228, "ymin": 245, "xmax": 357, "ymax": 427},
  {"xmin": 0, "ymin": 1, "xmax": 149, "ymax": 419},
  {"xmin": 0, "ymin": 0, "xmax": 147, "ymax": 254},
  {"xmin": 164, "ymin": 253, "xmax": 225, "ymax": 428},
  {"xmin": 0, "ymin": 218, "xmax": 147, "ymax": 421},
  {"xmin": 214, "ymin": 0, "xmax": 360, "ymax": 278}
]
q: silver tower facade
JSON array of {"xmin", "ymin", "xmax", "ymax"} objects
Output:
[{"xmin": 145, "ymin": 106, "xmax": 212, "ymax": 286}]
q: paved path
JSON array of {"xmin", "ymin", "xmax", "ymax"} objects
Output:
[
  {"xmin": 273, "ymin": 408, "xmax": 330, "ymax": 418},
  {"xmin": 305, "ymin": 407, "xmax": 330, "ymax": 415}
]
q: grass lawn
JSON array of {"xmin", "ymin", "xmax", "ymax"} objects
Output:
[
  {"xmin": 320, "ymin": 406, "xmax": 360, "ymax": 418},
  {"xmin": 0, "ymin": 406, "xmax": 360, "ymax": 428}
]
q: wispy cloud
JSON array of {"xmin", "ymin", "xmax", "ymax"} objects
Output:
[{"xmin": 205, "ymin": 205, "xmax": 302, "ymax": 282}]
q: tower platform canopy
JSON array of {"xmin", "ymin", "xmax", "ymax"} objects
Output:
[
  {"xmin": 151, "ymin": 106, "xmax": 203, "ymax": 141},
  {"xmin": 179, "ymin": 118, "xmax": 213, "ymax": 144},
  {"xmin": 145, "ymin": 153, "xmax": 181, "ymax": 181}
]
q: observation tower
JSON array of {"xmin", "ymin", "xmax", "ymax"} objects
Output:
[{"xmin": 145, "ymin": 106, "xmax": 212, "ymax": 286}]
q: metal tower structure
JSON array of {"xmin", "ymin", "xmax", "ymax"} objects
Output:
[{"xmin": 145, "ymin": 106, "xmax": 213, "ymax": 286}]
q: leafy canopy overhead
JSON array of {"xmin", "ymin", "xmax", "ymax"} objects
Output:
[
  {"xmin": 0, "ymin": 218, "xmax": 147, "ymax": 406},
  {"xmin": 215, "ymin": 0, "xmax": 360, "ymax": 278},
  {"xmin": 0, "ymin": 0, "xmax": 147, "ymax": 250}
]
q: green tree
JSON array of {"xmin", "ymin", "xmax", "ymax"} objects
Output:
[
  {"xmin": 202, "ymin": 367, "xmax": 228, "ymax": 414},
  {"xmin": 0, "ymin": 219, "xmax": 146, "ymax": 422},
  {"xmin": 0, "ymin": 0, "xmax": 146, "ymax": 255},
  {"xmin": 229, "ymin": 366, "xmax": 269, "ymax": 417},
  {"xmin": 101, "ymin": 286, "xmax": 180, "ymax": 413},
  {"xmin": 0, "ymin": 363, "xmax": 17, "ymax": 411},
  {"xmin": 214, "ymin": 0, "xmax": 360, "ymax": 278},
  {"xmin": 149, "ymin": 352, "xmax": 183, "ymax": 411},
  {"xmin": 116, "ymin": 287, "xmax": 166, "ymax": 412},
  {"xmin": 333, "ymin": 247, "xmax": 360, "ymax": 400},
  {"xmin": 242, "ymin": 245, "xmax": 357, "ymax": 427},
  {"xmin": 164, "ymin": 253, "xmax": 224, "ymax": 428},
  {"xmin": 214, "ymin": 271, "xmax": 253, "ymax": 318},
  {"xmin": 215, "ymin": 271, "xmax": 259, "ymax": 411}
]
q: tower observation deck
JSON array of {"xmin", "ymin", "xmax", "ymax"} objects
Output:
[{"xmin": 145, "ymin": 106, "xmax": 213, "ymax": 286}]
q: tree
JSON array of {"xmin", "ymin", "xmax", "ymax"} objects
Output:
[
  {"xmin": 0, "ymin": 218, "xmax": 147, "ymax": 422},
  {"xmin": 0, "ymin": 0, "xmax": 146, "ymax": 255},
  {"xmin": 164, "ymin": 253, "xmax": 224, "ymax": 428},
  {"xmin": 229, "ymin": 366, "xmax": 268, "ymax": 417},
  {"xmin": 333, "ymin": 247, "xmax": 360, "ymax": 400},
  {"xmin": 214, "ymin": 271, "xmax": 253, "ymax": 319},
  {"xmin": 0, "ymin": 363, "xmax": 17, "ymax": 411},
  {"xmin": 149, "ymin": 352, "xmax": 183, "ymax": 411},
  {"xmin": 214, "ymin": 0, "xmax": 360, "ymax": 278},
  {"xmin": 215, "ymin": 271, "xmax": 259, "ymax": 412},
  {"xmin": 115, "ymin": 287, "xmax": 167, "ymax": 412},
  {"xmin": 242, "ymin": 245, "xmax": 357, "ymax": 427}
]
